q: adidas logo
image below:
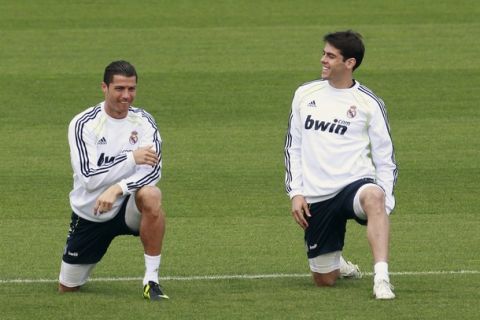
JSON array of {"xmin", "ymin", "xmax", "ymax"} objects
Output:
[
  {"xmin": 307, "ymin": 100, "xmax": 317, "ymax": 107},
  {"xmin": 97, "ymin": 137, "xmax": 107, "ymax": 145}
]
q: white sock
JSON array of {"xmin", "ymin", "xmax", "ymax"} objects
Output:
[
  {"xmin": 374, "ymin": 261, "xmax": 389, "ymax": 282},
  {"xmin": 143, "ymin": 254, "xmax": 161, "ymax": 286}
]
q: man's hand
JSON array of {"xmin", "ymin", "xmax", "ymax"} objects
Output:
[
  {"xmin": 133, "ymin": 145, "xmax": 159, "ymax": 166},
  {"xmin": 291, "ymin": 195, "xmax": 311, "ymax": 230},
  {"xmin": 94, "ymin": 184, "xmax": 123, "ymax": 215}
]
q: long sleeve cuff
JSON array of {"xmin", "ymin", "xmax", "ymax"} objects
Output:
[
  {"xmin": 288, "ymin": 190, "xmax": 304, "ymax": 200},
  {"xmin": 118, "ymin": 180, "xmax": 130, "ymax": 196}
]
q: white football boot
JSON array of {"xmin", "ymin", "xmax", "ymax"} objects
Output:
[
  {"xmin": 373, "ymin": 279, "xmax": 395, "ymax": 299},
  {"xmin": 340, "ymin": 259, "xmax": 362, "ymax": 279}
]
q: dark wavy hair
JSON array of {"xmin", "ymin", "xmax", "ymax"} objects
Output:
[
  {"xmin": 103, "ymin": 60, "xmax": 138, "ymax": 85},
  {"xmin": 324, "ymin": 30, "xmax": 365, "ymax": 71}
]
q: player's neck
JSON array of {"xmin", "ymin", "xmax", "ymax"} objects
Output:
[
  {"xmin": 104, "ymin": 103, "xmax": 128, "ymax": 119},
  {"xmin": 328, "ymin": 76, "xmax": 355, "ymax": 89}
]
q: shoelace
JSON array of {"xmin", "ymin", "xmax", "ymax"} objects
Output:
[{"xmin": 376, "ymin": 279, "xmax": 394, "ymax": 291}]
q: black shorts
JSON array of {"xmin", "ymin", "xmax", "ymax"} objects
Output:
[
  {"xmin": 62, "ymin": 195, "xmax": 139, "ymax": 264},
  {"xmin": 304, "ymin": 178, "xmax": 374, "ymax": 259}
]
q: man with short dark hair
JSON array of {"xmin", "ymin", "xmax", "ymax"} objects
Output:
[
  {"xmin": 284, "ymin": 31, "xmax": 397, "ymax": 299},
  {"xmin": 58, "ymin": 60, "xmax": 169, "ymax": 301}
]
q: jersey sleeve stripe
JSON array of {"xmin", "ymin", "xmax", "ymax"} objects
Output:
[
  {"xmin": 125, "ymin": 107, "xmax": 162, "ymax": 192},
  {"xmin": 74, "ymin": 106, "xmax": 102, "ymax": 177},
  {"xmin": 284, "ymin": 112, "xmax": 294, "ymax": 193},
  {"xmin": 357, "ymin": 85, "xmax": 398, "ymax": 194},
  {"xmin": 358, "ymin": 86, "xmax": 391, "ymax": 131},
  {"xmin": 126, "ymin": 167, "xmax": 161, "ymax": 191},
  {"xmin": 130, "ymin": 107, "xmax": 159, "ymax": 133}
]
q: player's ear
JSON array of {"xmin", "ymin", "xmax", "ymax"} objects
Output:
[
  {"xmin": 101, "ymin": 82, "xmax": 108, "ymax": 94},
  {"xmin": 345, "ymin": 58, "xmax": 356, "ymax": 71},
  {"xmin": 347, "ymin": 58, "xmax": 357, "ymax": 70}
]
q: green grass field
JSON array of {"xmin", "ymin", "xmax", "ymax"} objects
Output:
[{"xmin": 1, "ymin": 0, "xmax": 479, "ymax": 319}]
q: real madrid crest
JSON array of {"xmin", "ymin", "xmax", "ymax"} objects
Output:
[
  {"xmin": 347, "ymin": 106, "xmax": 357, "ymax": 118},
  {"xmin": 129, "ymin": 131, "xmax": 138, "ymax": 144}
]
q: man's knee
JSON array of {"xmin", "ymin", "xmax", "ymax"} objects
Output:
[
  {"xmin": 135, "ymin": 186, "xmax": 163, "ymax": 214},
  {"xmin": 58, "ymin": 283, "xmax": 80, "ymax": 293},
  {"xmin": 360, "ymin": 186, "xmax": 385, "ymax": 214},
  {"xmin": 312, "ymin": 271, "xmax": 339, "ymax": 287}
]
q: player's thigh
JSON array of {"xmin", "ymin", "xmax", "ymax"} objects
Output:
[
  {"xmin": 305, "ymin": 201, "xmax": 347, "ymax": 258},
  {"xmin": 308, "ymin": 250, "xmax": 342, "ymax": 273},
  {"xmin": 62, "ymin": 213, "xmax": 116, "ymax": 264},
  {"xmin": 336, "ymin": 178, "xmax": 378, "ymax": 224},
  {"xmin": 125, "ymin": 193, "xmax": 141, "ymax": 233},
  {"xmin": 309, "ymin": 251, "xmax": 342, "ymax": 286}
]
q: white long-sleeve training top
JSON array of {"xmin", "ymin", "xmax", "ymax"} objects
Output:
[
  {"xmin": 284, "ymin": 79, "xmax": 397, "ymax": 213},
  {"xmin": 68, "ymin": 102, "xmax": 162, "ymax": 222}
]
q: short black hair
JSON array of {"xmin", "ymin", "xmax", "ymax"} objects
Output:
[
  {"xmin": 323, "ymin": 30, "xmax": 365, "ymax": 71},
  {"xmin": 103, "ymin": 60, "xmax": 138, "ymax": 85}
]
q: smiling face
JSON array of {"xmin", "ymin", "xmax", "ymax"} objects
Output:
[
  {"xmin": 320, "ymin": 42, "xmax": 356, "ymax": 88},
  {"xmin": 102, "ymin": 75, "xmax": 137, "ymax": 119}
]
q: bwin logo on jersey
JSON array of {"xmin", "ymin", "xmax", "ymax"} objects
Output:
[
  {"xmin": 97, "ymin": 153, "xmax": 115, "ymax": 166},
  {"xmin": 304, "ymin": 115, "xmax": 348, "ymax": 135}
]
